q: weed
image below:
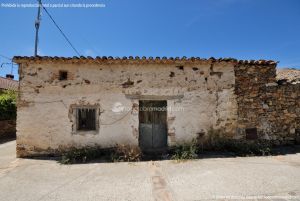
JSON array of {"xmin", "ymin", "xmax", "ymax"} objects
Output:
[
  {"xmin": 205, "ymin": 128, "xmax": 227, "ymax": 150},
  {"xmin": 224, "ymin": 141, "xmax": 272, "ymax": 156},
  {"xmin": 111, "ymin": 144, "xmax": 142, "ymax": 162},
  {"xmin": 60, "ymin": 146, "xmax": 103, "ymax": 164},
  {"xmin": 203, "ymin": 128, "xmax": 272, "ymax": 156},
  {"xmin": 171, "ymin": 140, "xmax": 198, "ymax": 160}
]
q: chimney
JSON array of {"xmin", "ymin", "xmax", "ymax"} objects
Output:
[{"xmin": 6, "ymin": 74, "xmax": 14, "ymax": 80}]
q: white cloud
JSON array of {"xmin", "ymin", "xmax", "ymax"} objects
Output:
[{"xmin": 83, "ymin": 49, "xmax": 97, "ymax": 57}]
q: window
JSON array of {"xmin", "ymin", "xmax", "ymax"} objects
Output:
[
  {"xmin": 70, "ymin": 105, "xmax": 99, "ymax": 134},
  {"xmin": 76, "ymin": 108, "xmax": 96, "ymax": 131},
  {"xmin": 245, "ymin": 128, "xmax": 258, "ymax": 140},
  {"xmin": 59, "ymin": 70, "xmax": 68, "ymax": 80}
]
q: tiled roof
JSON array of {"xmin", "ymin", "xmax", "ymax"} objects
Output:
[
  {"xmin": 13, "ymin": 56, "xmax": 277, "ymax": 66},
  {"xmin": 277, "ymin": 68, "xmax": 300, "ymax": 84},
  {"xmin": 0, "ymin": 77, "xmax": 18, "ymax": 91}
]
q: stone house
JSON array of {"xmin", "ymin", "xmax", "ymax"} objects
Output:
[{"xmin": 13, "ymin": 56, "xmax": 300, "ymax": 157}]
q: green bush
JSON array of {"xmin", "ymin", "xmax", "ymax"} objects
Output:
[
  {"xmin": 60, "ymin": 146, "xmax": 103, "ymax": 164},
  {"xmin": 171, "ymin": 140, "xmax": 198, "ymax": 160},
  {"xmin": 203, "ymin": 128, "xmax": 272, "ymax": 156},
  {"xmin": 0, "ymin": 90, "xmax": 16, "ymax": 120}
]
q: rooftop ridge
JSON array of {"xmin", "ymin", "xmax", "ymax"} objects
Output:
[
  {"xmin": 13, "ymin": 56, "xmax": 278, "ymax": 66},
  {"xmin": 0, "ymin": 77, "xmax": 18, "ymax": 90}
]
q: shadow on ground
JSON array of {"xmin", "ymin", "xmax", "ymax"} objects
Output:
[
  {"xmin": 23, "ymin": 144, "xmax": 300, "ymax": 165},
  {"xmin": 0, "ymin": 137, "xmax": 16, "ymax": 145}
]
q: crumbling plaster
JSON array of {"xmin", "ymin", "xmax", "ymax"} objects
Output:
[{"xmin": 16, "ymin": 61, "xmax": 237, "ymax": 156}]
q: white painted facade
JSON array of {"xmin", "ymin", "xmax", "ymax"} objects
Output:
[{"xmin": 16, "ymin": 60, "xmax": 238, "ymax": 156}]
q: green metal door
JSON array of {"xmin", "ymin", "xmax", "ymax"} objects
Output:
[{"xmin": 139, "ymin": 100, "xmax": 167, "ymax": 152}]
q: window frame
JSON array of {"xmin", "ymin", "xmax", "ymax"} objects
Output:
[{"xmin": 71, "ymin": 105, "xmax": 100, "ymax": 135}]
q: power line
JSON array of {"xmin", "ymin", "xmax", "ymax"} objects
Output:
[
  {"xmin": 40, "ymin": 3, "xmax": 81, "ymax": 56},
  {"xmin": 1, "ymin": 62, "xmax": 17, "ymax": 75},
  {"xmin": 0, "ymin": 54, "xmax": 17, "ymax": 78},
  {"xmin": 0, "ymin": 54, "xmax": 12, "ymax": 61},
  {"xmin": 0, "ymin": 54, "xmax": 17, "ymax": 74}
]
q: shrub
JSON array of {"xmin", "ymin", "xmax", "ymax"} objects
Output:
[
  {"xmin": 111, "ymin": 144, "xmax": 142, "ymax": 162},
  {"xmin": 60, "ymin": 146, "xmax": 103, "ymax": 164},
  {"xmin": 202, "ymin": 128, "xmax": 272, "ymax": 156},
  {"xmin": 0, "ymin": 90, "xmax": 17, "ymax": 120},
  {"xmin": 224, "ymin": 141, "xmax": 272, "ymax": 156},
  {"xmin": 171, "ymin": 140, "xmax": 198, "ymax": 160},
  {"xmin": 204, "ymin": 128, "xmax": 227, "ymax": 150}
]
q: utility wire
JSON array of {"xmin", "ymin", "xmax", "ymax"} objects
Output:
[
  {"xmin": 0, "ymin": 54, "xmax": 12, "ymax": 61},
  {"xmin": 41, "ymin": 4, "xmax": 81, "ymax": 56},
  {"xmin": 0, "ymin": 54, "xmax": 17, "ymax": 74}
]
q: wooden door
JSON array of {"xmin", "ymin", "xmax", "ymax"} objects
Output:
[{"xmin": 139, "ymin": 100, "xmax": 167, "ymax": 152}]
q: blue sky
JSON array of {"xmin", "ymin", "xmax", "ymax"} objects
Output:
[{"xmin": 0, "ymin": 0, "xmax": 300, "ymax": 79}]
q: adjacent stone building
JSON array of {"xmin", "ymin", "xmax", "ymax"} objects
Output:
[{"xmin": 13, "ymin": 56, "xmax": 300, "ymax": 157}]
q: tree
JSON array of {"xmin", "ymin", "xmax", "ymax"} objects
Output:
[{"xmin": 0, "ymin": 90, "xmax": 16, "ymax": 120}]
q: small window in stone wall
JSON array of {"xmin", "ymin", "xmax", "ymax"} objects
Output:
[
  {"xmin": 59, "ymin": 70, "xmax": 68, "ymax": 80},
  {"xmin": 245, "ymin": 128, "xmax": 258, "ymax": 140},
  {"xmin": 296, "ymin": 129, "xmax": 300, "ymax": 136},
  {"xmin": 76, "ymin": 108, "xmax": 96, "ymax": 131}
]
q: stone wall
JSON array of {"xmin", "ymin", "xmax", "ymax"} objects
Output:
[
  {"xmin": 235, "ymin": 63, "xmax": 300, "ymax": 144},
  {"xmin": 0, "ymin": 120, "xmax": 16, "ymax": 141},
  {"xmin": 16, "ymin": 60, "xmax": 237, "ymax": 157},
  {"xmin": 260, "ymin": 83, "xmax": 300, "ymax": 144}
]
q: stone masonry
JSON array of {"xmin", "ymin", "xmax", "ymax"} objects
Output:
[{"xmin": 235, "ymin": 62, "xmax": 300, "ymax": 144}]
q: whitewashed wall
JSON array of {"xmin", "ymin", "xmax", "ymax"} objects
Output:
[{"xmin": 17, "ymin": 61, "xmax": 237, "ymax": 156}]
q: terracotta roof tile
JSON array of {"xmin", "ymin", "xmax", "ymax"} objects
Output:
[
  {"xmin": 12, "ymin": 56, "xmax": 278, "ymax": 66},
  {"xmin": 0, "ymin": 77, "xmax": 18, "ymax": 91},
  {"xmin": 277, "ymin": 68, "xmax": 300, "ymax": 84}
]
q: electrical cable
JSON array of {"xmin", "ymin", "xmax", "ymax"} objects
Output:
[{"xmin": 40, "ymin": 3, "xmax": 81, "ymax": 56}]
